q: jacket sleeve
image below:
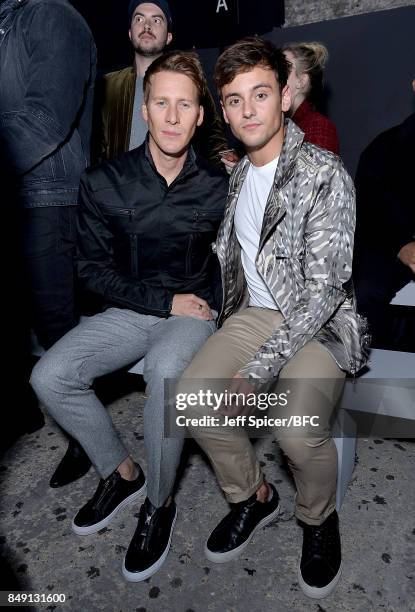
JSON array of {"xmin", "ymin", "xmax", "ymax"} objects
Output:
[
  {"xmin": 91, "ymin": 70, "xmax": 135, "ymax": 165},
  {"xmin": 210, "ymin": 251, "xmax": 223, "ymax": 313},
  {"xmin": 90, "ymin": 77, "xmax": 109, "ymax": 166},
  {"xmin": 238, "ymin": 162, "xmax": 355, "ymax": 382},
  {"xmin": 0, "ymin": 3, "xmax": 95, "ymax": 175},
  {"xmin": 76, "ymin": 174, "xmax": 174, "ymax": 317}
]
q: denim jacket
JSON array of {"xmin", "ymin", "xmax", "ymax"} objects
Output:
[{"xmin": 0, "ymin": 0, "xmax": 96, "ymax": 207}]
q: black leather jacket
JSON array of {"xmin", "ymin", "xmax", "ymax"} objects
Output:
[
  {"xmin": 0, "ymin": 0, "xmax": 96, "ymax": 207},
  {"xmin": 77, "ymin": 143, "xmax": 229, "ymax": 317}
]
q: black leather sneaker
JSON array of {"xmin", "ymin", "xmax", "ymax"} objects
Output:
[
  {"xmin": 50, "ymin": 436, "xmax": 92, "ymax": 488},
  {"xmin": 205, "ymin": 483, "xmax": 280, "ymax": 563},
  {"xmin": 72, "ymin": 465, "xmax": 146, "ymax": 535},
  {"xmin": 298, "ymin": 509, "xmax": 342, "ymax": 599},
  {"xmin": 122, "ymin": 497, "xmax": 177, "ymax": 582}
]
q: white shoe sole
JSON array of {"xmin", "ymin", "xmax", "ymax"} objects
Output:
[
  {"xmin": 121, "ymin": 507, "xmax": 178, "ymax": 582},
  {"xmin": 205, "ymin": 502, "xmax": 280, "ymax": 563},
  {"xmin": 71, "ymin": 481, "xmax": 147, "ymax": 536},
  {"xmin": 298, "ymin": 563, "xmax": 342, "ymax": 599}
]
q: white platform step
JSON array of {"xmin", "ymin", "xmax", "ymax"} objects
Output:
[
  {"xmin": 390, "ymin": 280, "xmax": 415, "ymax": 306},
  {"xmin": 341, "ymin": 349, "xmax": 415, "ymax": 419}
]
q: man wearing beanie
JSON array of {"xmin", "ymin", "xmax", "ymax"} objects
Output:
[{"xmin": 95, "ymin": 1, "xmax": 227, "ymax": 165}]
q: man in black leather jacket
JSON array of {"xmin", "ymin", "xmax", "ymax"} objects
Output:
[{"xmin": 31, "ymin": 51, "xmax": 228, "ymax": 582}]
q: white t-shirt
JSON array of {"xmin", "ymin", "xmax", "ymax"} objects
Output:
[{"xmin": 234, "ymin": 156, "xmax": 279, "ymax": 309}]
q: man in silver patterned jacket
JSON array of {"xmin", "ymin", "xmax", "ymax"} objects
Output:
[{"xmin": 178, "ymin": 38, "xmax": 368, "ymax": 599}]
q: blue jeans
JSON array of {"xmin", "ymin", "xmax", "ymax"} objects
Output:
[{"xmin": 30, "ymin": 308, "xmax": 216, "ymax": 507}]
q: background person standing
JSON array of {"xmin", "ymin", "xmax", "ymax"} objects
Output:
[
  {"xmin": 95, "ymin": 0, "xmax": 228, "ymax": 165},
  {"xmin": 0, "ymin": 0, "xmax": 96, "ymax": 466}
]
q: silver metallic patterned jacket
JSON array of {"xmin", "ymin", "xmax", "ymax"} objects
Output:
[{"xmin": 215, "ymin": 119, "xmax": 370, "ymax": 382}]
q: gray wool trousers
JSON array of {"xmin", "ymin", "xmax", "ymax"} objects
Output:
[{"xmin": 30, "ymin": 307, "xmax": 216, "ymax": 507}]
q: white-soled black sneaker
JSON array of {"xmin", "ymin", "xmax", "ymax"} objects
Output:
[
  {"xmin": 298, "ymin": 509, "xmax": 342, "ymax": 599},
  {"xmin": 205, "ymin": 483, "xmax": 280, "ymax": 563},
  {"xmin": 72, "ymin": 465, "xmax": 146, "ymax": 535},
  {"xmin": 122, "ymin": 497, "xmax": 177, "ymax": 582}
]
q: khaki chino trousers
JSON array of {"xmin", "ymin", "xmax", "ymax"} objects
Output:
[{"xmin": 179, "ymin": 307, "xmax": 345, "ymax": 525}]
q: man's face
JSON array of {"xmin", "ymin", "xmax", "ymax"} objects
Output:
[
  {"xmin": 129, "ymin": 2, "xmax": 172, "ymax": 57},
  {"xmin": 220, "ymin": 66, "xmax": 291, "ymax": 157},
  {"xmin": 142, "ymin": 71, "xmax": 204, "ymax": 157}
]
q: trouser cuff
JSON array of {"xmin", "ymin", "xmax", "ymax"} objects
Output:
[
  {"xmin": 295, "ymin": 502, "xmax": 337, "ymax": 526},
  {"xmin": 223, "ymin": 474, "xmax": 265, "ymax": 504}
]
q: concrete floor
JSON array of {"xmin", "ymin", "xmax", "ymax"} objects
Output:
[{"xmin": 1, "ymin": 388, "xmax": 414, "ymax": 612}]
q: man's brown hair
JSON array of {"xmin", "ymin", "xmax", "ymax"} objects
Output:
[
  {"xmin": 143, "ymin": 50, "xmax": 207, "ymax": 103},
  {"xmin": 214, "ymin": 37, "xmax": 290, "ymax": 94}
]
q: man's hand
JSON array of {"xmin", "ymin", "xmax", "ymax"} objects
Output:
[
  {"xmin": 398, "ymin": 241, "xmax": 415, "ymax": 274},
  {"xmin": 219, "ymin": 373, "xmax": 255, "ymax": 417},
  {"xmin": 171, "ymin": 294, "xmax": 213, "ymax": 320},
  {"xmin": 229, "ymin": 373, "xmax": 254, "ymax": 396},
  {"xmin": 219, "ymin": 149, "xmax": 240, "ymax": 175}
]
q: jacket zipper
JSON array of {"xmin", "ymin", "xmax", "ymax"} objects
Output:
[
  {"xmin": 103, "ymin": 207, "xmax": 134, "ymax": 217},
  {"xmin": 186, "ymin": 234, "xmax": 194, "ymax": 275},
  {"xmin": 103, "ymin": 207, "xmax": 138, "ymax": 275},
  {"xmin": 130, "ymin": 233, "xmax": 138, "ymax": 276},
  {"xmin": 193, "ymin": 209, "xmax": 223, "ymax": 221},
  {"xmin": 103, "ymin": 208, "xmax": 168, "ymax": 316},
  {"xmin": 126, "ymin": 210, "xmax": 139, "ymax": 277}
]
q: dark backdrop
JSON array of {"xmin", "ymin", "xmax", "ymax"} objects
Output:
[
  {"xmin": 264, "ymin": 7, "xmax": 415, "ymax": 177},
  {"xmin": 70, "ymin": 2, "xmax": 415, "ymax": 177},
  {"xmin": 69, "ymin": 0, "xmax": 285, "ymax": 70}
]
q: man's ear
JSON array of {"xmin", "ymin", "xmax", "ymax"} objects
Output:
[
  {"xmin": 166, "ymin": 32, "xmax": 173, "ymax": 46},
  {"xmin": 281, "ymin": 84, "xmax": 292, "ymax": 114},
  {"xmin": 197, "ymin": 105, "xmax": 204, "ymax": 127},
  {"xmin": 220, "ymin": 100, "xmax": 230, "ymax": 125},
  {"xmin": 142, "ymin": 103, "xmax": 148, "ymax": 123},
  {"xmin": 128, "ymin": 29, "xmax": 132, "ymax": 43}
]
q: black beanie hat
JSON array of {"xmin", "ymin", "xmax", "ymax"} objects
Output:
[{"xmin": 128, "ymin": 1, "xmax": 173, "ymax": 31}]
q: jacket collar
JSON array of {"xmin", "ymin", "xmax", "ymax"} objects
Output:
[
  {"xmin": 230, "ymin": 118, "xmax": 304, "ymax": 194},
  {"xmin": 270, "ymin": 117, "xmax": 305, "ymax": 189},
  {"xmin": 226, "ymin": 118, "xmax": 305, "ymax": 252},
  {"xmin": 292, "ymin": 99, "xmax": 313, "ymax": 123},
  {"xmin": 260, "ymin": 119, "xmax": 305, "ymax": 249},
  {"xmin": 143, "ymin": 137, "xmax": 198, "ymax": 182}
]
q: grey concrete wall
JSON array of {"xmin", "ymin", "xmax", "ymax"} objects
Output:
[{"xmin": 284, "ymin": 0, "xmax": 415, "ymax": 26}]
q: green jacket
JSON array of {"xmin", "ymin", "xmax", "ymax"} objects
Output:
[{"xmin": 95, "ymin": 66, "xmax": 228, "ymax": 167}]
